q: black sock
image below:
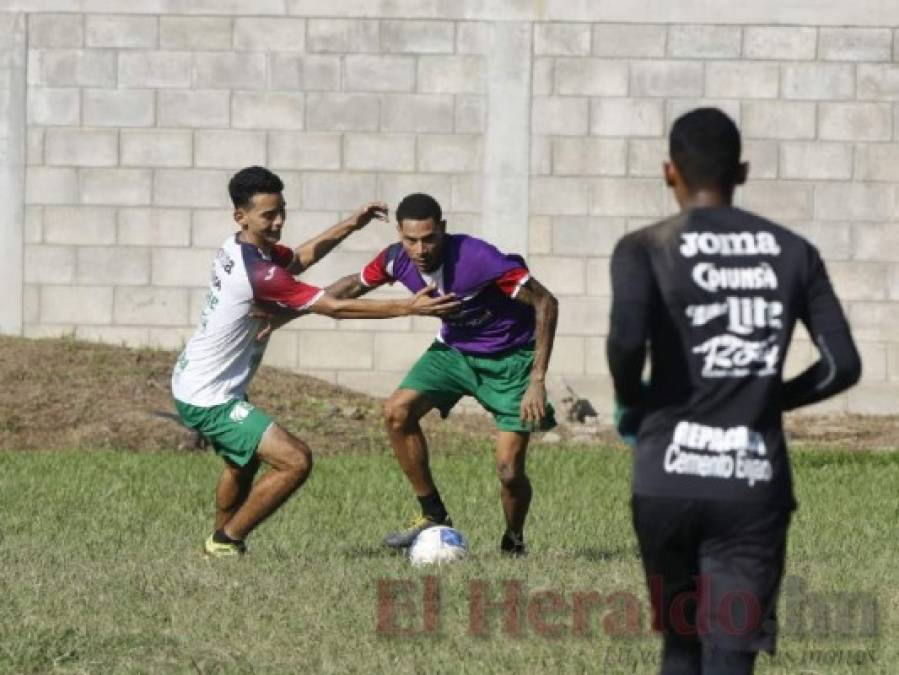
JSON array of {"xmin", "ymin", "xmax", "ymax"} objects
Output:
[
  {"xmin": 213, "ymin": 529, "xmax": 243, "ymax": 545},
  {"xmin": 702, "ymin": 646, "xmax": 756, "ymax": 675},
  {"xmin": 503, "ymin": 528, "xmax": 524, "ymax": 544},
  {"xmin": 417, "ymin": 492, "xmax": 447, "ymax": 522}
]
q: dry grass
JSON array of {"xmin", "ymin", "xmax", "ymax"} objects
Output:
[
  {"xmin": 0, "ymin": 335, "xmax": 494, "ymax": 454},
  {"xmin": 1, "ymin": 335, "xmax": 896, "ymax": 454}
]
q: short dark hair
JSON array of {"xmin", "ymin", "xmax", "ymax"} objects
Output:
[
  {"xmin": 669, "ymin": 108, "xmax": 742, "ymax": 190},
  {"xmin": 228, "ymin": 166, "xmax": 284, "ymax": 209},
  {"xmin": 396, "ymin": 193, "xmax": 442, "ymax": 224}
]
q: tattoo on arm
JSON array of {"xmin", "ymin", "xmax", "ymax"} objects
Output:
[
  {"xmin": 325, "ymin": 273, "xmax": 371, "ymax": 300},
  {"xmin": 515, "ymin": 278, "xmax": 558, "ymax": 381}
]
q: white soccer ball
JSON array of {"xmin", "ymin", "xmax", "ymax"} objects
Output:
[{"xmin": 409, "ymin": 526, "xmax": 469, "ymax": 566}]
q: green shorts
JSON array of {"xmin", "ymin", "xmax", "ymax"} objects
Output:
[
  {"xmin": 174, "ymin": 398, "xmax": 273, "ymax": 467},
  {"xmin": 400, "ymin": 341, "xmax": 556, "ymax": 433}
]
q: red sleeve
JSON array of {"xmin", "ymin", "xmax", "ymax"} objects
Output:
[
  {"xmin": 360, "ymin": 248, "xmax": 393, "ymax": 288},
  {"xmin": 270, "ymin": 244, "xmax": 296, "ymax": 269},
  {"xmin": 495, "ymin": 267, "xmax": 530, "ymax": 298},
  {"xmin": 250, "ymin": 261, "xmax": 322, "ymax": 311}
]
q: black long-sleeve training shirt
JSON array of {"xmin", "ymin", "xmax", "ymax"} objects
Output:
[{"xmin": 607, "ymin": 206, "xmax": 861, "ymax": 507}]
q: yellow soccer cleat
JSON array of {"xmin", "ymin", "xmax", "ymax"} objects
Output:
[{"xmin": 204, "ymin": 534, "xmax": 246, "ymax": 558}]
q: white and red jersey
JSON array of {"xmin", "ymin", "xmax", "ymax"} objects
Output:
[{"xmin": 172, "ymin": 234, "xmax": 323, "ymax": 407}]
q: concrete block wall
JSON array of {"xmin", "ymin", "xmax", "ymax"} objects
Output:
[
  {"xmin": 22, "ymin": 11, "xmax": 488, "ymax": 397},
  {"xmin": 529, "ymin": 23, "xmax": 899, "ymax": 414},
  {"xmin": 12, "ymin": 2, "xmax": 899, "ymax": 414},
  {"xmin": 0, "ymin": 13, "xmax": 25, "ymax": 334}
]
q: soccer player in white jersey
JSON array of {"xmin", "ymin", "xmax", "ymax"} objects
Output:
[{"xmin": 172, "ymin": 166, "xmax": 458, "ymax": 557}]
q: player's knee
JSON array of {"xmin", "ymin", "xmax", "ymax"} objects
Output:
[
  {"xmin": 383, "ymin": 397, "xmax": 413, "ymax": 432},
  {"xmin": 286, "ymin": 440, "xmax": 313, "ymax": 482},
  {"xmin": 496, "ymin": 461, "xmax": 526, "ymax": 488},
  {"xmin": 266, "ymin": 428, "xmax": 313, "ymax": 483}
]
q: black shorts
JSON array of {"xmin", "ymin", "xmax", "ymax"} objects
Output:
[{"xmin": 631, "ymin": 495, "xmax": 792, "ymax": 654}]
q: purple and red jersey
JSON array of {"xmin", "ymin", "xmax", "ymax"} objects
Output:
[{"xmin": 361, "ymin": 234, "xmax": 535, "ymax": 354}]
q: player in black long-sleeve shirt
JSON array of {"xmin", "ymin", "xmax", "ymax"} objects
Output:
[{"xmin": 607, "ymin": 108, "xmax": 861, "ymax": 675}]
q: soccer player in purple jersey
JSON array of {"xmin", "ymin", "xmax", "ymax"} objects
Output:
[{"xmin": 325, "ymin": 193, "xmax": 559, "ymax": 555}]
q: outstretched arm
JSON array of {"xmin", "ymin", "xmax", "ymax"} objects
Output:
[
  {"xmin": 254, "ymin": 283, "xmax": 457, "ymax": 339},
  {"xmin": 514, "ymin": 278, "xmax": 559, "ymax": 427},
  {"xmin": 253, "ymin": 258, "xmax": 386, "ymax": 340},
  {"xmin": 325, "ymin": 273, "xmax": 373, "ymax": 300},
  {"xmin": 288, "ymin": 202, "xmax": 388, "ymax": 273},
  {"xmin": 310, "ymin": 284, "xmax": 458, "ymax": 319}
]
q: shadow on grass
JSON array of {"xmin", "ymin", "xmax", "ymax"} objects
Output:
[
  {"xmin": 572, "ymin": 545, "xmax": 639, "ymax": 562},
  {"xmin": 342, "ymin": 543, "xmax": 403, "ymax": 560}
]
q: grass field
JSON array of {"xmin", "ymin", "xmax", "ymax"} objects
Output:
[{"xmin": 1, "ymin": 445, "xmax": 896, "ymax": 674}]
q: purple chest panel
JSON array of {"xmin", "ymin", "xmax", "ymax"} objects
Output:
[{"xmin": 390, "ymin": 235, "xmax": 535, "ymax": 354}]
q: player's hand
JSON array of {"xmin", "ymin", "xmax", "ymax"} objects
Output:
[
  {"xmin": 407, "ymin": 283, "xmax": 460, "ymax": 316},
  {"xmin": 613, "ymin": 400, "xmax": 641, "ymax": 447},
  {"xmin": 349, "ymin": 201, "xmax": 389, "ymax": 230},
  {"xmin": 249, "ymin": 302, "xmax": 276, "ymax": 341},
  {"xmin": 613, "ymin": 381, "xmax": 649, "ymax": 447},
  {"xmin": 249, "ymin": 302, "xmax": 302, "ymax": 341},
  {"xmin": 520, "ymin": 379, "xmax": 547, "ymax": 429}
]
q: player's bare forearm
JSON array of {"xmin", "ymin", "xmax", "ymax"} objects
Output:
[
  {"xmin": 515, "ymin": 278, "xmax": 558, "ymax": 426},
  {"xmin": 292, "ymin": 201, "xmax": 388, "ymax": 272},
  {"xmin": 292, "ymin": 220, "xmax": 356, "ymax": 272},
  {"xmin": 310, "ymin": 285, "xmax": 459, "ymax": 320},
  {"xmin": 516, "ymin": 278, "xmax": 558, "ymax": 383},
  {"xmin": 313, "ymin": 296, "xmax": 408, "ymax": 319},
  {"xmin": 325, "ymin": 273, "xmax": 371, "ymax": 300}
]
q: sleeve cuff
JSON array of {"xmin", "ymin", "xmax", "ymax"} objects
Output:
[
  {"xmin": 299, "ymin": 289, "xmax": 326, "ymax": 311},
  {"xmin": 510, "ymin": 273, "xmax": 531, "ymax": 299}
]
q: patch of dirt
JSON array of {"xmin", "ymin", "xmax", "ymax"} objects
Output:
[
  {"xmin": 1, "ymin": 336, "xmax": 895, "ymax": 453},
  {"xmin": 545, "ymin": 415, "xmax": 899, "ymax": 452},
  {"xmin": 783, "ymin": 414, "xmax": 899, "ymax": 451},
  {"xmin": 0, "ymin": 335, "xmax": 494, "ymax": 454}
]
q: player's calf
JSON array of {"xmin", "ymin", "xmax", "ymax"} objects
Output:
[
  {"xmin": 495, "ymin": 462, "xmax": 531, "ymax": 557},
  {"xmin": 215, "ymin": 457, "xmax": 260, "ymax": 530},
  {"xmin": 215, "ymin": 426, "xmax": 313, "ymax": 547}
]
